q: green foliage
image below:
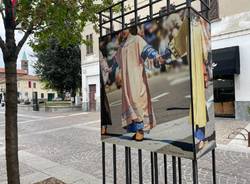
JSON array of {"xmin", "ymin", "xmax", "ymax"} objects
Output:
[
  {"xmin": 10, "ymin": 0, "xmax": 113, "ymax": 51},
  {"xmin": 34, "ymin": 38, "xmax": 81, "ymax": 97}
]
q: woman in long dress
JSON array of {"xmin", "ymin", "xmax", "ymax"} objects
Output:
[{"xmin": 115, "ymin": 30, "xmax": 163, "ymax": 141}]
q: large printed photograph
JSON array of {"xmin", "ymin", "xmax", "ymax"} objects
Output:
[
  {"xmin": 100, "ymin": 8, "xmax": 215, "ymax": 159},
  {"xmin": 190, "ymin": 10, "xmax": 216, "ymax": 157}
]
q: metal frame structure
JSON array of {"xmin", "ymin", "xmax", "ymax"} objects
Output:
[{"xmin": 99, "ymin": 0, "xmax": 216, "ymax": 183}]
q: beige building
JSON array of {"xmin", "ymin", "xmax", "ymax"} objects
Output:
[
  {"xmin": 0, "ymin": 74, "xmax": 58, "ymax": 102},
  {"xmin": 217, "ymin": 0, "xmax": 250, "ymax": 18},
  {"xmin": 0, "ymin": 52, "xmax": 58, "ymax": 102}
]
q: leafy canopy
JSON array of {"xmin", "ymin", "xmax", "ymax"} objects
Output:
[
  {"xmin": 34, "ymin": 38, "xmax": 81, "ymax": 96},
  {"xmin": 0, "ymin": 0, "xmax": 114, "ymax": 55}
]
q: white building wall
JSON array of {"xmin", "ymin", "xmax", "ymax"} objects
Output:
[
  {"xmin": 82, "ymin": 60, "xmax": 100, "ymax": 111},
  {"xmin": 211, "ymin": 10, "xmax": 250, "ymax": 120},
  {"xmin": 81, "ymin": 23, "xmax": 100, "ymax": 111},
  {"xmin": 212, "ymin": 30, "xmax": 250, "ymax": 102}
]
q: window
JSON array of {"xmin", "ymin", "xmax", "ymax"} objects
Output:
[
  {"xmin": 41, "ymin": 93, "xmax": 44, "ymax": 99},
  {"xmin": 28, "ymin": 81, "xmax": 31, "ymax": 88},
  {"xmin": 209, "ymin": 0, "xmax": 219, "ymax": 21},
  {"xmin": 86, "ymin": 34, "xmax": 93, "ymax": 55},
  {"xmin": 33, "ymin": 82, "xmax": 36, "ymax": 88}
]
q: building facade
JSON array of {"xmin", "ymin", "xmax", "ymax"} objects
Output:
[
  {"xmin": 0, "ymin": 75, "xmax": 58, "ymax": 102},
  {"xmin": 81, "ymin": 25, "xmax": 101, "ymax": 111},
  {"xmin": 80, "ymin": 0, "xmax": 250, "ymax": 119},
  {"xmin": 211, "ymin": 0, "xmax": 250, "ymax": 120},
  {"xmin": 0, "ymin": 52, "xmax": 58, "ymax": 103}
]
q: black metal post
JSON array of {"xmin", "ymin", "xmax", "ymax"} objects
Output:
[
  {"xmin": 151, "ymin": 152, "xmax": 155, "ymax": 184},
  {"xmin": 178, "ymin": 158, "xmax": 182, "ymax": 184},
  {"xmin": 121, "ymin": 1, "xmax": 125, "ymax": 29},
  {"xmin": 99, "ymin": 13, "xmax": 103, "ymax": 37},
  {"xmin": 212, "ymin": 149, "xmax": 216, "ymax": 184},
  {"xmin": 128, "ymin": 147, "xmax": 132, "ymax": 184},
  {"xmin": 192, "ymin": 159, "xmax": 198, "ymax": 184},
  {"xmin": 138, "ymin": 149, "xmax": 143, "ymax": 184},
  {"xmin": 186, "ymin": 0, "xmax": 192, "ymax": 7},
  {"xmin": 149, "ymin": 0, "xmax": 153, "ymax": 18},
  {"xmin": 134, "ymin": 0, "xmax": 138, "ymax": 24},
  {"xmin": 125, "ymin": 147, "xmax": 130, "ymax": 184},
  {"xmin": 154, "ymin": 153, "xmax": 159, "ymax": 184},
  {"xmin": 167, "ymin": 0, "xmax": 170, "ymax": 12},
  {"xmin": 113, "ymin": 144, "xmax": 117, "ymax": 184},
  {"xmin": 172, "ymin": 156, "xmax": 177, "ymax": 184},
  {"xmin": 164, "ymin": 155, "xmax": 167, "ymax": 184},
  {"xmin": 110, "ymin": 7, "xmax": 113, "ymax": 31},
  {"xmin": 102, "ymin": 142, "xmax": 106, "ymax": 184}
]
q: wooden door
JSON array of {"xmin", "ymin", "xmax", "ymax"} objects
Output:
[{"xmin": 89, "ymin": 84, "xmax": 96, "ymax": 111}]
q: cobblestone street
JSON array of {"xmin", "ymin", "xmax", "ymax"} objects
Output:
[{"xmin": 0, "ymin": 108, "xmax": 250, "ymax": 184}]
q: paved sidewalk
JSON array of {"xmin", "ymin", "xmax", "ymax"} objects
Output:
[{"xmin": 0, "ymin": 111, "xmax": 250, "ymax": 183}]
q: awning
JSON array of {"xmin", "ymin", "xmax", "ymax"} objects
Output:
[{"xmin": 212, "ymin": 46, "xmax": 240, "ymax": 76}]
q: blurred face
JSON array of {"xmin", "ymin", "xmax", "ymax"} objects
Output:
[{"xmin": 122, "ymin": 30, "xmax": 130, "ymax": 39}]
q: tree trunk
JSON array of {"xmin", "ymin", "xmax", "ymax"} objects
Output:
[
  {"xmin": 71, "ymin": 89, "xmax": 76, "ymax": 104},
  {"xmin": 4, "ymin": 50, "xmax": 20, "ymax": 183}
]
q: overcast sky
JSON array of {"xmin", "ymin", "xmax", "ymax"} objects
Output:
[{"xmin": 0, "ymin": 19, "xmax": 35, "ymax": 74}]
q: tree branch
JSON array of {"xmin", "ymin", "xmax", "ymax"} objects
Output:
[
  {"xmin": 0, "ymin": 8, "xmax": 4, "ymax": 22},
  {"xmin": 16, "ymin": 27, "xmax": 33, "ymax": 55},
  {"xmin": 0, "ymin": 36, "xmax": 6, "ymax": 54}
]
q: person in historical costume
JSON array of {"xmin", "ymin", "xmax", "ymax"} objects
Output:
[
  {"xmin": 169, "ymin": 15, "xmax": 209, "ymax": 149},
  {"xmin": 106, "ymin": 37, "xmax": 120, "ymax": 85},
  {"xmin": 190, "ymin": 17, "xmax": 209, "ymax": 149},
  {"xmin": 99, "ymin": 50, "xmax": 112, "ymax": 135},
  {"xmin": 115, "ymin": 29, "xmax": 163, "ymax": 141},
  {"xmin": 100, "ymin": 73, "xmax": 112, "ymax": 135}
]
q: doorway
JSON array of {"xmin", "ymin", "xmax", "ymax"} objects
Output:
[
  {"xmin": 89, "ymin": 84, "xmax": 96, "ymax": 111},
  {"xmin": 214, "ymin": 75, "xmax": 235, "ymax": 118},
  {"xmin": 47, "ymin": 93, "xmax": 55, "ymax": 101}
]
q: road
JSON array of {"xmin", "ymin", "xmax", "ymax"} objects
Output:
[{"xmin": 106, "ymin": 67, "xmax": 191, "ymax": 134}]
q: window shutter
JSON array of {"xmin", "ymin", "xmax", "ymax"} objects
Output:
[{"xmin": 209, "ymin": 0, "xmax": 219, "ymax": 21}]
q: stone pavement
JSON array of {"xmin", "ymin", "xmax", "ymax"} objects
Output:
[{"xmin": 0, "ymin": 109, "xmax": 250, "ymax": 183}]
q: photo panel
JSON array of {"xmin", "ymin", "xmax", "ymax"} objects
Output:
[
  {"xmin": 100, "ymin": 8, "xmax": 215, "ymax": 159},
  {"xmin": 189, "ymin": 9, "xmax": 216, "ymax": 158}
]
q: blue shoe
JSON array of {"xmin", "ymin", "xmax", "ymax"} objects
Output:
[
  {"xmin": 127, "ymin": 122, "xmax": 144, "ymax": 133},
  {"xmin": 195, "ymin": 129, "xmax": 205, "ymax": 141}
]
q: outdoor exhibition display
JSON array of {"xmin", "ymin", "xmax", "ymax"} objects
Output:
[
  {"xmin": 99, "ymin": 1, "xmax": 216, "ymax": 183},
  {"xmin": 100, "ymin": 7, "xmax": 215, "ymax": 160}
]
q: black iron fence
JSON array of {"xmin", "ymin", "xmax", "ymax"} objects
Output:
[{"xmin": 102, "ymin": 143, "xmax": 216, "ymax": 184}]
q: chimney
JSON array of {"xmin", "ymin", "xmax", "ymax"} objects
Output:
[{"xmin": 21, "ymin": 52, "xmax": 28, "ymax": 75}]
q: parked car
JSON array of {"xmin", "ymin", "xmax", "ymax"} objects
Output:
[{"xmin": 0, "ymin": 92, "xmax": 5, "ymax": 107}]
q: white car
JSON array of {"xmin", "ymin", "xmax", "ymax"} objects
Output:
[{"xmin": 1, "ymin": 96, "xmax": 4, "ymax": 107}]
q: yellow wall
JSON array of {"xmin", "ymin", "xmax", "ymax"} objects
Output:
[
  {"xmin": 0, "ymin": 79, "xmax": 57, "ymax": 101},
  {"xmin": 18, "ymin": 80, "xmax": 57, "ymax": 101}
]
